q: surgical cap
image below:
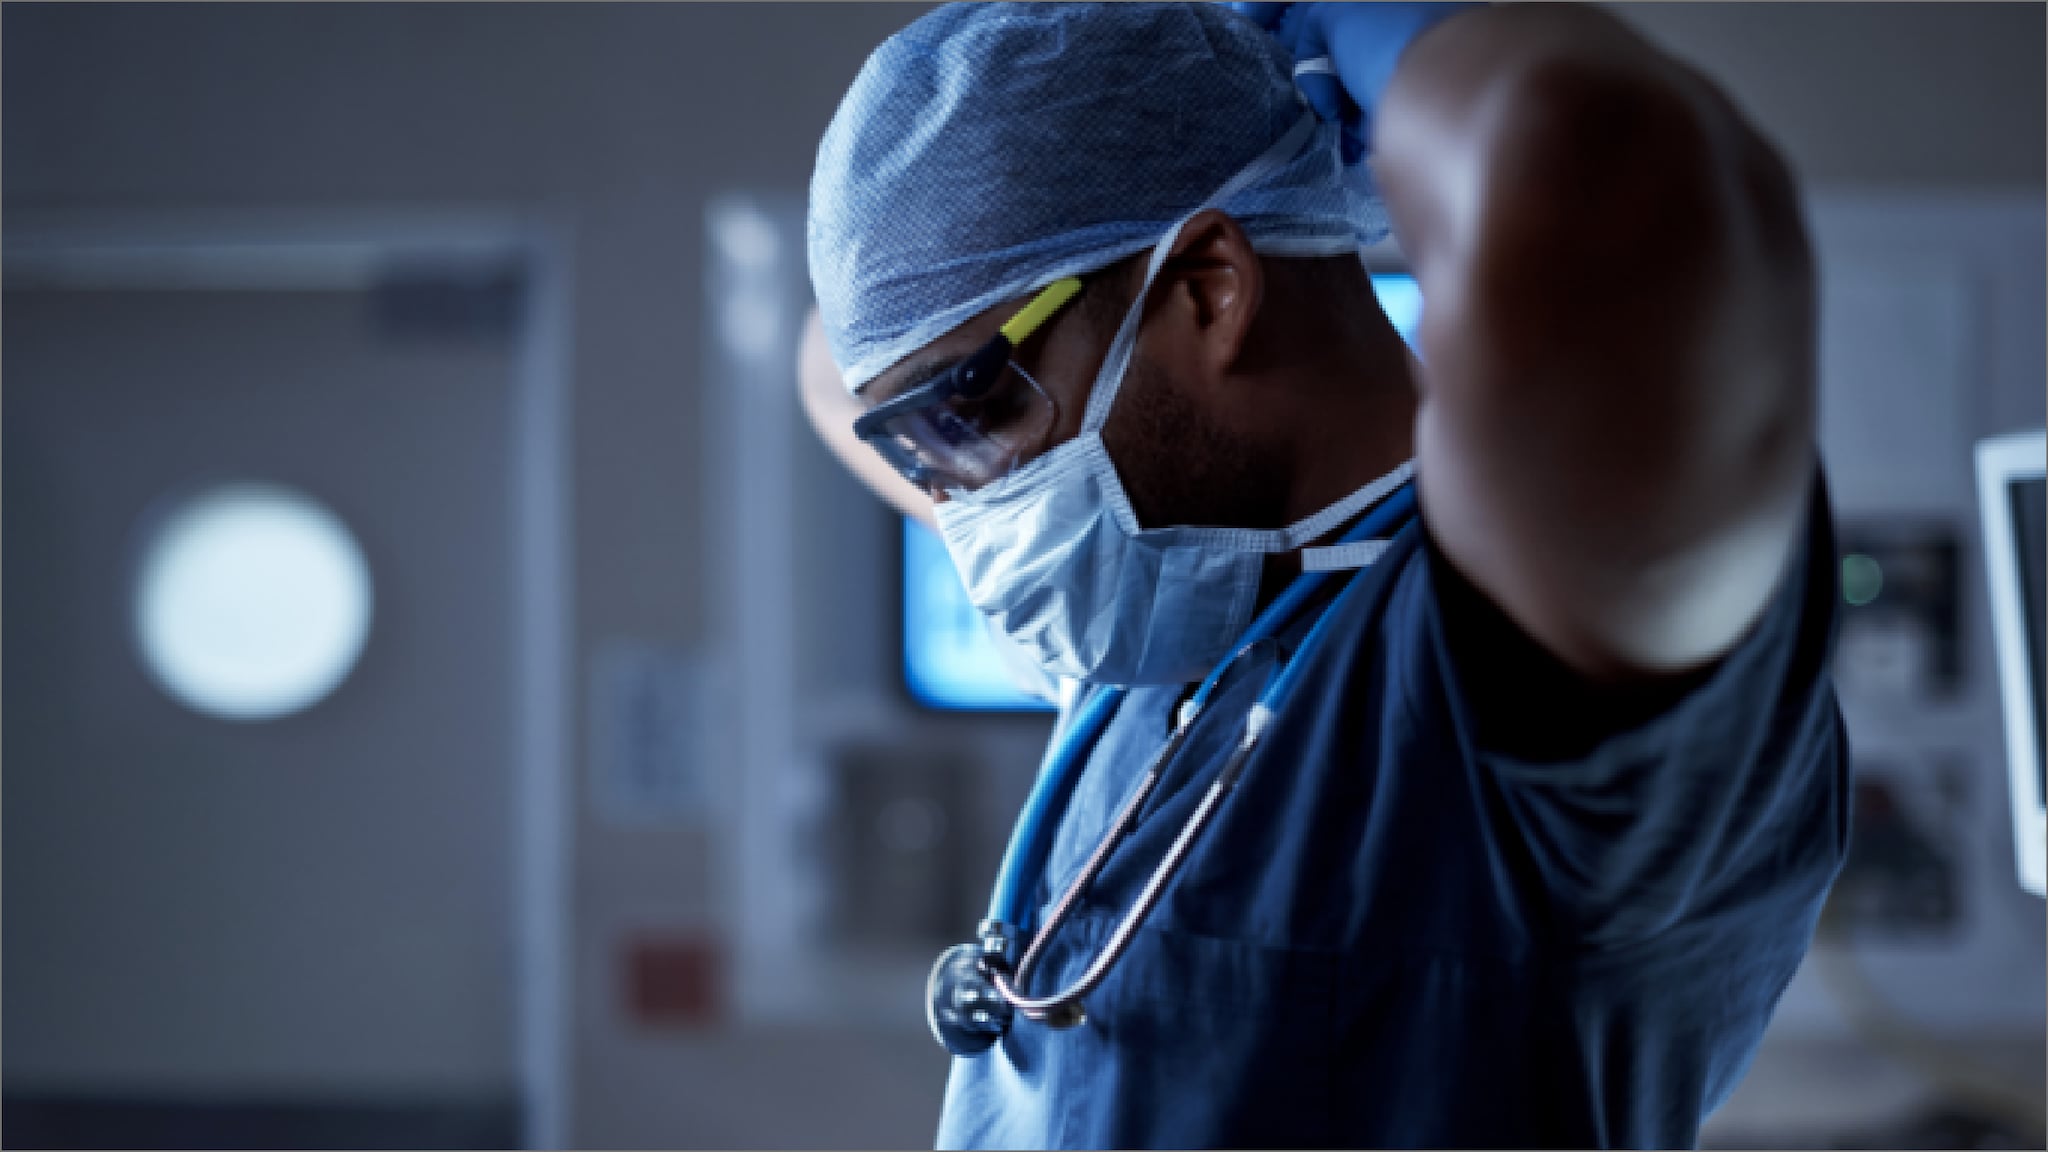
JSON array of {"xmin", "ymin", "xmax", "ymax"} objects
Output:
[{"xmin": 808, "ymin": 2, "xmax": 1389, "ymax": 393}]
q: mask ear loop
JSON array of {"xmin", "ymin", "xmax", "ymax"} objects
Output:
[
  {"xmin": 1077, "ymin": 110, "xmax": 1323, "ymax": 435},
  {"xmin": 1073, "ymin": 112, "xmax": 1327, "ymax": 436}
]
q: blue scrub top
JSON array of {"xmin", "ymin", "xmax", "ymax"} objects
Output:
[{"xmin": 937, "ymin": 474, "xmax": 1847, "ymax": 1149}]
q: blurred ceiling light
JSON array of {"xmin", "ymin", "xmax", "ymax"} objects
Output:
[
  {"xmin": 134, "ymin": 484, "xmax": 373, "ymax": 721},
  {"xmin": 712, "ymin": 204, "xmax": 782, "ymax": 273},
  {"xmin": 722, "ymin": 289, "xmax": 785, "ymax": 361}
]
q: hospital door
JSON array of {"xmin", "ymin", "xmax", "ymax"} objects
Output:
[{"xmin": 3, "ymin": 276, "xmax": 523, "ymax": 1147}]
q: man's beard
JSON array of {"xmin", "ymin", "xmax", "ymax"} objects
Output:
[{"xmin": 1102, "ymin": 354, "xmax": 1289, "ymax": 533}]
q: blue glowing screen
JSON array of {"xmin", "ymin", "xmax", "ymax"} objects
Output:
[
  {"xmin": 903, "ymin": 518, "xmax": 1050, "ymax": 710},
  {"xmin": 900, "ymin": 274, "xmax": 1421, "ymax": 711},
  {"xmin": 1369, "ymin": 273, "xmax": 1424, "ymax": 348}
]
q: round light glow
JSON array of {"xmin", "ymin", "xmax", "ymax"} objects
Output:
[{"xmin": 134, "ymin": 484, "xmax": 373, "ymax": 721}]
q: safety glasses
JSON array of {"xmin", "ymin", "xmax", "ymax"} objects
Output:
[{"xmin": 853, "ymin": 277, "xmax": 1083, "ymax": 494}]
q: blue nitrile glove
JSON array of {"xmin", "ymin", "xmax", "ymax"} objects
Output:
[{"xmin": 1231, "ymin": 2, "xmax": 1480, "ymax": 165}]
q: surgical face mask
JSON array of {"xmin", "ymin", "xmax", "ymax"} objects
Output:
[{"xmin": 934, "ymin": 113, "xmax": 1413, "ymax": 686}]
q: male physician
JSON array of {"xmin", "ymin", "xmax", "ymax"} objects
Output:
[{"xmin": 800, "ymin": 4, "xmax": 1845, "ymax": 1147}]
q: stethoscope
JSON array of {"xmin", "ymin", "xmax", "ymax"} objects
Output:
[{"xmin": 926, "ymin": 480, "xmax": 1418, "ymax": 1056}]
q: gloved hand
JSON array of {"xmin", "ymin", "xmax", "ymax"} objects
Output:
[{"xmin": 1231, "ymin": 2, "xmax": 1481, "ymax": 165}]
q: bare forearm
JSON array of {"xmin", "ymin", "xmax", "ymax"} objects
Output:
[
  {"xmin": 1374, "ymin": 3, "xmax": 1817, "ymax": 678},
  {"xmin": 799, "ymin": 307, "xmax": 940, "ymax": 532}
]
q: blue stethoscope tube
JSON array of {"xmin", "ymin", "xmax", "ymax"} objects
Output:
[{"xmin": 927, "ymin": 481, "xmax": 1417, "ymax": 1054}]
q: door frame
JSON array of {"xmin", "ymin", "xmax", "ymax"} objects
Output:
[{"xmin": 4, "ymin": 210, "xmax": 576, "ymax": 1149}]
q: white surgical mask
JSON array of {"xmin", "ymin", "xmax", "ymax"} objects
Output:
[{"xmin": 935, "ymin": 112, "xmax": 1413, "ymax": 686}]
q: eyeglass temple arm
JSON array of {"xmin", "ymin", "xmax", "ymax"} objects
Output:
[
  {"xmin": 1000, "ymin": 277, "xmax": 1083, "ymax": 345},
  {"xmin": 849, "ymin": 276, "xmax": 1084, "ymax": 441}
]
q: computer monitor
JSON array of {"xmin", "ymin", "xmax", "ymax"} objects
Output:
[
  {"xmin": 902, "ymin": 517, "xmax": 1055, "ymax": 711},
  {"xmin": 1976, "ymin": 429, "xmax": 2045, "ymax": 897},
  {"xmin": 899, "ymin": 273, "xmax": 1424, "ymax": 711}
]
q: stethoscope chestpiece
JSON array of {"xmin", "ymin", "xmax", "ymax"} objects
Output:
[{"xmin": 926, "ymin": 942, "xmax": 1013, "ymax": 1057}]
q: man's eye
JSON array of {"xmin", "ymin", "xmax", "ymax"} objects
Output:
[
  {"xmin": 949, "ymin": 388, "xmax": 1021, "ymax": 435},
  {"xmin": 930, "ymin": 407, "xmax": 976, "ymax": 447},
  {"xmin": 981, "ymin": 388, "xmax": 1028, "ymax": 427}
]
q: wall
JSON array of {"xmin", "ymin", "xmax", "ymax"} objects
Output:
[
  {"xmin": 3, "ymin": 3, "xmax": 2041, "ymax": 1147},
  {"xmin": 1613, "ymin": 2, "xmax": 2045, "ymax": 189}
]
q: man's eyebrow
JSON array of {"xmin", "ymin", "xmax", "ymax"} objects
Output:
[{"xmin": 868, "ymin": 352, "xmax": 965, "ymax": 406}]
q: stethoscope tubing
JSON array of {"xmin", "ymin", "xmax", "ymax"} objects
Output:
[
  {"xmin": 988, "ymin": 481, "xmax": 1418, "ymax": 931},
  {"xmin": 987, "ymin": 679, "xmax": 1123, "ymax": 932},
  {"xmin": 980, "ymin": 482, "xmax": 1419, "ymax": 1024},
  {"xmin": 991, "ymin": 711, "xmax": 1263, "ymax": 1023}
]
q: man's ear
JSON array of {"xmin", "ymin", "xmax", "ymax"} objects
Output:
[{"xmin": 1156, "ymin": 209, "xmax": 1265, "ymax": 373}]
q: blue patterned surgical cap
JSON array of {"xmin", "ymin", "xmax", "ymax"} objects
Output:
[{"xmin": 808, "ymin": 2, "xmax": 1389, "ymax": 393}]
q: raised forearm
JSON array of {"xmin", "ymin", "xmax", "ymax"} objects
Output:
[{"xmin": 1373, "ymin": 3, "xmax": 1817, "ymax": 678}]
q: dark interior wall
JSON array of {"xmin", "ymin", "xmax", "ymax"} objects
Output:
[{"xmin": 1613, "ymin": 2, "xmax": 2046, "ymax": 190}]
